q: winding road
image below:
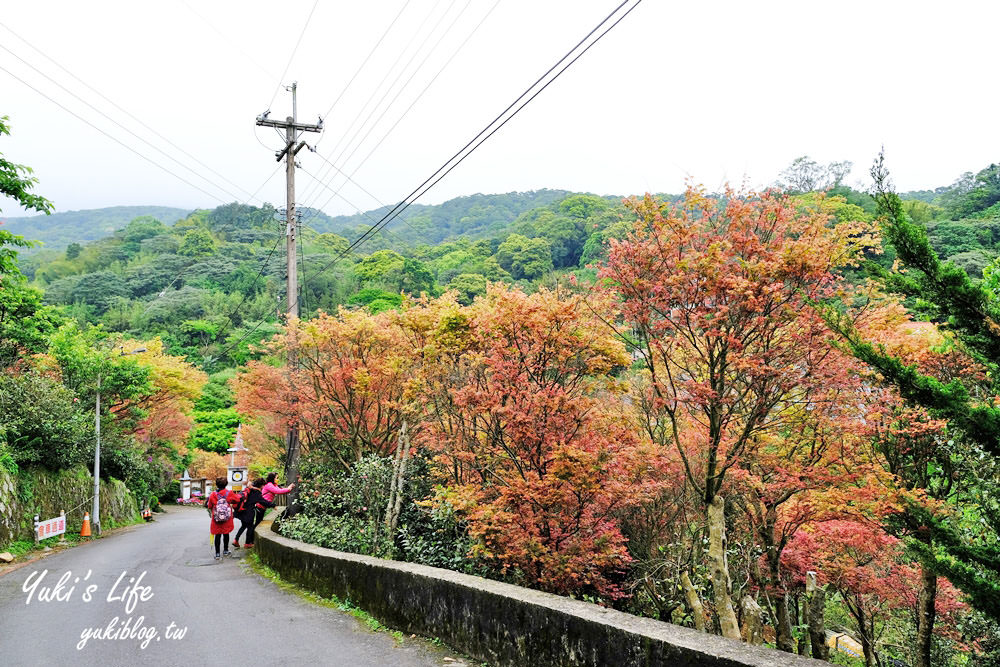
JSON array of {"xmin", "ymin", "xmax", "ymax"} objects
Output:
[{"xmin": 0, "ymin": 506, "xmax": 463, "ymax": 666}]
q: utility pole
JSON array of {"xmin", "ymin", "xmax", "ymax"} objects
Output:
[{"xmin": 255, "ymin": 83, "xmax": 322, "ymax": 514}]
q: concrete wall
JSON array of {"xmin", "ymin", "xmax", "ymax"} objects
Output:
[
  {"xmin": 257, "ymin": 524, "xmax": 821, "ymax": 667},
  {"xmin": 0, "ymin": 465, "xmax": 140, "ymax": 547}
]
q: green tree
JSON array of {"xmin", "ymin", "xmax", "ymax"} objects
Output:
[
  {"xmin": 447, "ymin": 273, "xmax": 487, "ymax": 305},
  {"xmin": 495, "ymin": 234, "xmax": 553, "ymax": 280},
  {"xmin": 0, "ymin": 115, "xmax": 53, "ymax": 215},
  {"xmin": 178, "ymin": 228, "xmax": 216, "ymax": 257},
  {"xmin": 0, "ymin": 371, "xmax": 91, "ymax": 469},
  {"xmin": 65, "ymin": 242, "xmax": 82, "ymax": 260},
  {"xmin": 400, "ymin": 257, "xmax": 434, "ymax": 295},
  {"xmin": 829, "ymin": 152, "xmax": 1000, "ymax": 633},
  {"xmin": 70, "ymin": 271, "xmax": 130, "ymax": 314},
  {"xmin": 355, "ymin": 249, "xmax": 405, "ymax": 284},
  {"xmin": 0, "ymin": 280, "xmax": 63, "ymax": 367},
  {"xmin": 315, "ymin": 233, "xmax": 350, "ymax": 255}
]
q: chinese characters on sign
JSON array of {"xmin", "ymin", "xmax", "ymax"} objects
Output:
[{"xmin": 34, "ymin": 512, "xmax": 67, "ymax": 542}]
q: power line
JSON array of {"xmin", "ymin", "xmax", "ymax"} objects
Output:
[
  {"xmin": 296, "ymin": 0, "xmax": 641, "ymax": 313},
  {"xmin": 176, "ymin": 0, "xmax": 278, "ymax": 82},
  {"xmin": 315, "ymin": 0, "xmax": 415, "ymax": 143},
  {"xmin": 302, "ymin": 155, "xmax": 422, "ymax": 238},
  {"xmin": 0, "ymin": 63, "xmax": 233, "ymax": 205},
  {"xmin": 0, "ymin": 42, "xmax": 247, "ymax": 203},
  {"xmin": 266, "ymin": 0, "xmax": 320, "ymax": 112},
  {"xmin": 300, "ymin": 0, "xmax": 471, "ymax": 213},
  {"xmin": 298, "ymin": 0, "xmax": 450, "ymax": 209},
  {"xmin": 378, "ymin": 0, "xmax": 643, "ymax": 236},
  {"xmin": 300, "ymin": 0, "xmax": 500, "ymax": 224},
  {"xmin": 218, "ymin": 0, "xmax": 641, "ymax": 361},
  {"xmin": 297, "ymin": 163, "xmax": 418, "ymax": 304},
  {"xmin": 0, "ymin": 21, "xmax": 261, "ymax": 203}
]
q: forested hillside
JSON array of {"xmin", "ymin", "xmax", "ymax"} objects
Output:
[
  {"xmin": 16, "ymin": 191, "xmax": 628, "ymax": 369},
  {"xmin": 2, "ymin": 205, "xmax": 189, "ymax": 252}
]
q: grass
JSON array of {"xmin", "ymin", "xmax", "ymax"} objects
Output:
[
  {"xmin": 242, "ymin": 551, "xmax": 405, "ymax": 643},
  {"xmin": 243, "ymin": 551, "xmax": 491, "ymax": 666}
]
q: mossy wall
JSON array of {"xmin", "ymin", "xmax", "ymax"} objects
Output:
[{"xmin": 0, "ymin": 465, "xmax": 140, "ymax": 547}]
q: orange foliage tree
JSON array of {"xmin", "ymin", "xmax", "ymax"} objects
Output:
[
  {"xmin": 420, "ymin": 285, "xmax": 654, "ymax": 597},
  {"xmin": 599, "ymin": 186, "xmax": 877, "ymax": 637},
  {"xmin": 235, "ymin": 308, "xmax": 411, "ymax": 471}
]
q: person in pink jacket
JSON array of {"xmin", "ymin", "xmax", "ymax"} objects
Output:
[{"xmin": 251, "ymin": 471, "xmax": 295, "ymax": 539}]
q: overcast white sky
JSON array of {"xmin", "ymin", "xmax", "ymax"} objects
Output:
[{"xmin": 1, "ymin": 0, "xmax": 998, "ymax": 219}]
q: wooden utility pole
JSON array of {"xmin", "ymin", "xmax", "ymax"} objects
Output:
[{"xmin": 255, "ymin": 83, "xmax": 322, "ymax": 513}]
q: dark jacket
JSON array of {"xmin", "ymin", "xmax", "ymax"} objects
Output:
[{"xmin": 236, "ymin": 487, "xmax": 272, "ymax": 522}]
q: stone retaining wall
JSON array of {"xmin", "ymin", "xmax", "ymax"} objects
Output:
[
  {"xmin": 256, "ymin": 523, "xmax": 820, "ymax": 667},
  {"xmin": 0, "ymin": 465, "xmax": 140, "ymax": 547}
]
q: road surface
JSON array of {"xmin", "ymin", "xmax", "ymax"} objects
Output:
[{"xmin": 0, "ymin": 506, "xmax": 465, "ymax": 666}]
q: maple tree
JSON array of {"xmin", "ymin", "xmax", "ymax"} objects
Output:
[
  {"xmin": 235, "ymin": 308, "xmax": 412, "ymax": 472},
  {"xmin": 783, "ymin": 520, "xmax": 966, "ymax": 667},
  {"xmin": 420, "ymin": 285, "xmax": 652, "ymax": 597},
  {"xmin": 599, "ymin": 186, "xmax": 877, "ymax": 638}
]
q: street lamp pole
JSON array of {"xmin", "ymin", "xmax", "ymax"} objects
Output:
[
  {"xmin": 92, "ymin": 345, "xmax": 146, "ymax": 536},
  {"xmin": 92, "ymin": 372, "xmax": 101, "ymax": 535}
]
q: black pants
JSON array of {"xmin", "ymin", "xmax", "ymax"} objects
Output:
[
  {"xmin": 251, "ymin": 506, "xmax": 266, "ymax": 534},
  {"xmin": 234, "ymin": 517, "xmax": 254, "ymax": 544},
  {"xmin": 213, "ymin": 533, "xmax": 230, "ymax": 555}
]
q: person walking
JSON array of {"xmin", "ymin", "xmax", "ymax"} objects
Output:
[
  {"xmin": 206, "ymin": 477, "xmax": 240, "ymax": 560},
  {"xmin": 233, "ymin": 478, "xmax": 273, "ymax": 549},
  {"xmin": 252, "ymin": 472, "xmax": 295, "ymax": 535}
]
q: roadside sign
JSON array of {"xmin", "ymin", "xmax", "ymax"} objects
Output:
[{"xmin": 34, "ymin": 511, "xmax": 67, "ymax": 542}]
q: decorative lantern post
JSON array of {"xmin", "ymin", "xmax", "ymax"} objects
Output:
[{"xmin": 227, "ymin": 423, "xmax": 249, "ymax": 491}]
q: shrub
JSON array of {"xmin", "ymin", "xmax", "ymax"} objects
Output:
[
  {"xmin": 0, "ymin": 371, "xmax": 90, "ymax": 469},
  {"xmin": 281, "ymin": 452, "xmax": 487, "ymax": 574}
]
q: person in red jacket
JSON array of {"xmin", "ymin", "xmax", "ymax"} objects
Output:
[{"xmin": 206, "ymin": 477, "xmax": 240, "ymax": 560}]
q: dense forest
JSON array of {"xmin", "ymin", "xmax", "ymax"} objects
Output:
[{"xmin": 5, "ymin": 148, "xmax": 1000, "ymax": 666}]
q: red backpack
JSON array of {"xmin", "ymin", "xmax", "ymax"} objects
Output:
[{"xmin": 233, "ymin": 489, "xmax": 250, "ymax": 515}]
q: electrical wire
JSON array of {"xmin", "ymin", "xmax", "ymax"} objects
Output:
[
  {"xmin": 300, "ymin": 0, "xmax": 500, "ymax": 225},
  {"xmin": 266, "ymin": 0, "xmax": 320, "ymax": 112},
  {"xmin": 298, "ymin": 0, "xmax": 449, "ymax": 209},
  {"xmin": 0, "ymin": 21, "xmax": 261, "ymax": 202},
  {"xmin": 0, "ymin": 63, "xmax": 232, "ymax": 205},
  {"xmin": 296, "ymin": 164, "xmax": 414, "ymax": 308},
  {"xmin": 377, "ymin": 0, "xmax": 642, "ymax": 236},
  {"xmin": 218, "ymin": 0, "xmax": 642, "ymax": 363},
  {"xmin": 315, "ymin": 0, "xmax": 415, "ymax": 145},
  {"xmin": 317, "ymin": 0, "xmax": 638, "ymax": 262},
  {"xmin": 302, "ymin": 154, "xmax": 422, "ymax": 238},
  {"xmin": 176, "ymin": 0, "xmax": 278, "ymax": 82},
  {"xmin": 295, "ymin": 0, "xmax": 641, "ymax": 316},
  {"xmin": 300, "ymin": 0, "xmax": 472, "ymax": 213}
]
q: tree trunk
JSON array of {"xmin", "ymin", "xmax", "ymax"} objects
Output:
[
  {"xmin": 861, "ymin": 633, "xmax": 877, "ymax": 667},
  {"xmin": 774, "ymin": 592, "xmax": 796, "ymax": 653},
  {"xmin": 680, "ymin": 570, "xmax": 707, "ymax": 633},
  {"xmin": 384, "ymin": 420, "xmax": 410, "ymax": 541},
  {"xmin": 915, "ymin": 559, "xmax": 937, "ymax": 667},
  {"xmin": 707, "ymin": 494, "xmax": 741, "ymax": 639},
  {"xmin": 805, "ymin": 571, "xmax": 829, "ymax": 661}
]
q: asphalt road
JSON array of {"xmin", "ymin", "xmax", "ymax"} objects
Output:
[{"xmin": 0, "ymin": 506, "xmax": 465, "ymax": 667}]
